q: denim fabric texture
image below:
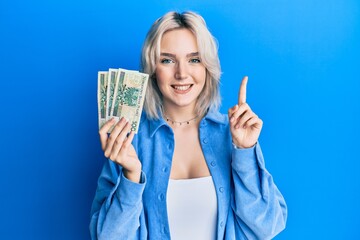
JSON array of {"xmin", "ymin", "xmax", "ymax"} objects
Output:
[{"xmin": 90, "ymin": 110, "xmax": 287, "ymax": 240}]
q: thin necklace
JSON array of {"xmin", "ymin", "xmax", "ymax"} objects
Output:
[{"xmin": 164, "ymin": 114, "xmax": 199, "ymax": 126}]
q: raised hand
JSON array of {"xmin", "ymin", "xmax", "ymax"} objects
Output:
[
  {"xmin": 99, "ymin": 117, "xmax": 141, "ymax": 182},
  {"xmin": 228, "ymin": 76, "xmax": 263, "ymax": 148}
]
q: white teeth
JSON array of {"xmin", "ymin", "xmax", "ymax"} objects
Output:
[{"xmin": 173, "ymin": 85, "xmax": 191, "ymax": 91}]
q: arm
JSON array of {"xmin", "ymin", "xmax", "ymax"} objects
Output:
[
  {"xmin": 228, "ymin": 76, "xmax": 287, "ymax": 239},
  {"xmin": 231, "ymin": 143, "xmax": 287, "ymax": 239},
  {"xmin": 90, "ymin": 159, "xmax": 146, "ymax": 240},
  {"xmin": 90, "ymin": 117, "xmax": 146, "ymax": 239}
]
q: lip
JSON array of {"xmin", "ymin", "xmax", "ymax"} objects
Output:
[{"xmin": 171, "ymin": 84, "xmax": 193, "ymax": 94}]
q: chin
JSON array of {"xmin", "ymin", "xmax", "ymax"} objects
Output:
[{"xmin": 169, "ymin": 98, "xmax": 197, "ymax": 108}]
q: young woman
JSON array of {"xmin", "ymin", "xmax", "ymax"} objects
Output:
[{"xmin": 90, "ymin": 11, "xmax": 287, "ymax": 240}]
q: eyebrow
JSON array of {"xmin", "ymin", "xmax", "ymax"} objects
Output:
[{"xmin": 160, "ymin": 52, "xmax": 199, "ymax": 58}]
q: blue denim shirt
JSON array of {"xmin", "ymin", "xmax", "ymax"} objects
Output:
[{"xmin": 90, "ymin": 110, "xmax": 287, "ymax": 240}]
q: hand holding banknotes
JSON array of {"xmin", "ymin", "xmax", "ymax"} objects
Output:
[
  {"xmin": 97, "ymin": 68, "xmax": 148, "ymax": 183},
  {"xmin": 99, "ymin": 117, "xmax": 141, "ymax": 183}
]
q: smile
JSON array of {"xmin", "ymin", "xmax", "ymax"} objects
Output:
[{"xmin": 171, "ymin": 84, "xmax": 193, "ymax": 92}]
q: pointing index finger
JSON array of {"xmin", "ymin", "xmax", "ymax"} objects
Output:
[{"xmin": 238, "ymin": 76, "xmax": 248, "ymax": 104}]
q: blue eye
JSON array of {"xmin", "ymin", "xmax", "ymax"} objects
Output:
[
  {"xmin": 160, "ymin": 58, "xmax": 174, "ymax": 64},
  {"xmin": 190, "ymin": 58, "xmax": 201, "ymax": 63}
]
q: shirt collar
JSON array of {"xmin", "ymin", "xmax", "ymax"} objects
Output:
[
  {"xmin": 147, "ymin": 109, "xmax": 227, "ymax": 137},
  {"xmin": 203, "ymin": 109, "xmax": 228, "ymax": 125},
  {"xmin": 148, "ymin": 114, "xmax": 168, "ymax": 138}
]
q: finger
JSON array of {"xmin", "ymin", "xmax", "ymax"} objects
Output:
[
  {"xmin": 228, "ymin": 104, "xmax": 238, "ymax": 115},
  {"xmin": 230, "ymin": 103, "xmax": 250, "ymax": 124},
  {"xmin": 109, "ymin": 122, "xmax": 132, "ymax": 161},
  {"xmin": 228, "ymin": 105, "xmax": 239, "ymax": 122},
  {"xmin": 116, "ymin": 124, "xmax": 134, "ymax": 160},
  {"xmin": 244, "ymin": 116, "xmax": 263, "ymax": 129},
  {"xmin": 99, "ymin": 118, "xmax": 116, "ymax": 150},
  {"xmin": 238, "ymin": 76, "xmax": 248, "ymax": 104},
  {"xmin": 123, "ymin": 131, "xmax": 135, "ymax": 148},
  {"xmin": 104, "ymin": 118, "xmax": 127, "ymax": 158},
  {"xmin": 236, "ymin": 110, "xmax": 255, "ymax": 129}
]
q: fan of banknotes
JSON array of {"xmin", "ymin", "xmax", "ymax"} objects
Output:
[{"xmin": 97, "ymin": 68, "xmax": 149, "ymax": 133}]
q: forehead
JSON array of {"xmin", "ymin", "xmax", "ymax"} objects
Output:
[{"xmin": 160, "ymin": 28, "xmax": 198, "ymax": 53}]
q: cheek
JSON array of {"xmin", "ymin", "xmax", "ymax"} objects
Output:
[
  {"xmin": 155, "ymin": 67, "xmax": 168, "ymax": 85},
  {"xmin": 155, "ymin": 70, "xmax": 169, "ymax": 92},
  {"xmin": 197, "ymin": 68, "xmax": 207, "ymax": 84}
]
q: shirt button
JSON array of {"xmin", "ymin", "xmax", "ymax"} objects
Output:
[
  {"xmin": 158, "ymin": 193, "xmax": 165, "ymax": 201},
  {"xmin": 203, "ymin": 138, "xmax": 208, "ymax": 144},
  {"xmin": 210, "ymin": 161, "xmax": 216, "ymax": 167},
  {"xmin": 219, "ymin": 187, "xmax": 224, "ymax": 193},
  {"xmin": 162, "ymin": 167, "xmax": 168, "ymax": 172},
  {"xmin": 220, "ymin": 221, "xmax": 224, "ymax": 227}
]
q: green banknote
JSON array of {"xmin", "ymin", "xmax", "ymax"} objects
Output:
[
  {"xmin": 97, "ymin": 68, "xmax": 149, "ymax": 133},
  {"xmin": 97, "ymin": 71, "xmax": 109, "ymax": 129},
  {"xmin": 106, "ymin": 69, "xmax": 118, "ymax": 120}
]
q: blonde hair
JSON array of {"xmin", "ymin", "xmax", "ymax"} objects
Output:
[{"xmin": 141, "ymin": 11, "xmax": 221, "ymax": 119}]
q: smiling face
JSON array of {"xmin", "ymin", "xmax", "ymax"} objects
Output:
[{"xmin": 155, "ymin": 28, "xmax": 206, "ymax": 113}]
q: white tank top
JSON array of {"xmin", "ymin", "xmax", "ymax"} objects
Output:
[{"xmin": 166, "ymin": 176, "xmax": 218, "ymax": 240}]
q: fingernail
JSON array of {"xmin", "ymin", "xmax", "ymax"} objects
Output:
[
  {"xmin": 230, "ymin": 117, "xmax": 234, "ymax": 122},
  {"xmin": 122, "ymin": 118, "xmax": 129, "ymax": 123},
  {"xmin": 243, "ymin": 125, "xmax": 247, "ymax": 129}
]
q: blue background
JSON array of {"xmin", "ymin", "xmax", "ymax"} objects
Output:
[{"xmin": 1, "ymin": 0, "xmax": 359, "ymax": 239}]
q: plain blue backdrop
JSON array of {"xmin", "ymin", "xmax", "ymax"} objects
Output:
[{"xmin": 1, "ymin": 0, "xmax": 359, "ymax": 239}]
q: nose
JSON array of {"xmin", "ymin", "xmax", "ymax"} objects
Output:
[{"xmin": 174, "ymin": 61, "xmax": 188, "ymax": 80}]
